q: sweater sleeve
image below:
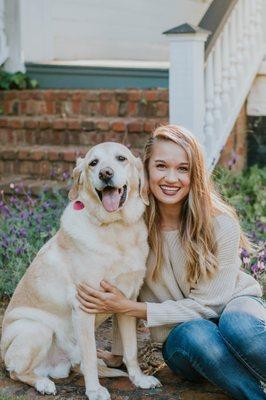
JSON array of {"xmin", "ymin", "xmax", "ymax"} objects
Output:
[{"xmin": 146, "ymin": 215, "xmax": 241, "ymax": 328}]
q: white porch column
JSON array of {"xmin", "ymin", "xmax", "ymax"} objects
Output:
[
  {"xmin": 0, "ymin": 0, "xmax": 9, "ymax": 65},
  {"xmin": 164, "ymin": 23, "xmax": 210, "ymax": 144},
  {"xmin": 4, "ymin": 0, "xmax": 25, "ymax": 72}
]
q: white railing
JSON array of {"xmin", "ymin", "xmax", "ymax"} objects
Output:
[
  {"xmin": 0, "ymin": 0, "xmax": 9, "ymax": 66},
  {"xmin": 165, "ymin": 0, "xmax": 265, "ymax": 170},
  {"xmin": 204, "ymin": 0, "xmax": 264, "ymax": 168}
]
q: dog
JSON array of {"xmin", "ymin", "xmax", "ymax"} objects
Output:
[{"xmin": 1, "ymin": 142, "xmax": 161, "ymax": 400}]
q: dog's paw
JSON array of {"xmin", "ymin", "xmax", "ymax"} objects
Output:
[
  {"xmin": 35, "ymin": 377, "xmax": 57, "ymax": 395},
  {"xmin": 130, "ymin": 373, "xmax": 162, "ymax": 389},
  {"xmin": 86, "ymin": 385, "xmax": 110, "ymax": 400}
]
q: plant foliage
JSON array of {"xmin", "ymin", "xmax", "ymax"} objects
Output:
[{"xmin": 0, "ymin": 69, "xmax": 38, "ymax": 90}]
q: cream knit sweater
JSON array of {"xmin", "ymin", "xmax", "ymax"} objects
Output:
[{"xmin": 112, "ymin": 213, "xmax": 262, "ymax": 352}]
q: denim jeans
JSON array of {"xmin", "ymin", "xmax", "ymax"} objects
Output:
[{"xmin": 162, "ymin": 296, "xmax": 266, "ymax": 400}]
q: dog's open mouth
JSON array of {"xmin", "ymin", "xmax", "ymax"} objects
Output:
[{"xmin": 96, "ymin": 185, "xmax": 127, "ymax": 212}]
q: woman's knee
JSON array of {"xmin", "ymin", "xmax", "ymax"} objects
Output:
[
  {"xmin": 219, "ymin": 298, "xmax": 266, "ymax": 356},
  {"xmin": 163, "ymin": 318, "xmax": 219, "ymax": 362}
]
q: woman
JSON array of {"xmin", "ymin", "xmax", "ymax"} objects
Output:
[{"xmin": 77, "ymin": 125, "xmax": 266, "ymax": 400}]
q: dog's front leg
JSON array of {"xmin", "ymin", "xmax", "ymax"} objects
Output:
[
  {"xmin": 73, "ymin": 308, "xmax": 110, "ymax": 400},
  {"xmin": 116, "ymin": 314, "xmax": 161, "ymax": 389}
]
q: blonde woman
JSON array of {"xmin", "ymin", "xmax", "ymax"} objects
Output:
[{"xmin": 77, "ymin": 125, "xmax": 265, "ymax": 400}]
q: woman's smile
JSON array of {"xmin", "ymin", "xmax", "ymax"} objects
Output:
[{"xmin": 159, "ymin": 185, "xmax": 181, "ymax": 196}]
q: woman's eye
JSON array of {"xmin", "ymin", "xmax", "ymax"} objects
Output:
[
  {"xmin": 89, "ymin": 159, "xmax": 98, "ymax": 167},
  {"xmin": 117, "ymin": 155, "xmax": 127, "ymax": 162},
  {"xmin": 156, "ymin": 164, "xmax": 166, "ymax": 169},
  {"xmin": 179, "ymin": 167, "xmax": 188, "ymax": 172}
]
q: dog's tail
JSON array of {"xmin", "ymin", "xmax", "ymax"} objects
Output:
[{"xmin": 97, "ymin": 359, "xmax": 128, "ymax": 378}]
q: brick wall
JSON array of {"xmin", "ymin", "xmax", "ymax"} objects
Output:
[
  {"xmin": 217, "ymin": 102, "xmax": 248, "ymax": 172},
  {"xmin": 0, "ymin": 89, "xmax": 249, "ymax": 190}
]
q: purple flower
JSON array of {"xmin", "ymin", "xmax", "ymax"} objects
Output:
[
  {"xmin": 243, "ymin": 256, "xmax": 250, "ymax": 265},
  {"xmin": 251, "ymin": 263, "xmax": 258, "ymax": 274},
  {"xmin": 50, "ymin": 169, "xmax": 57, "ymax": 178},
  {"xmin": 240, "ymin": 248, "xmax": 249, "ymax": 258},
  {"xmin": 19, "ymin": 228, "xmax": 27, "ymax": 237},
  {"xmin": 62, "ymin": 171, "xmax": 70, "ymax": 181},
  {"xmin": 257, "ymin": 261, "xmax": 265, "ymax": 271},
  {"xmin": 15, "ymin": 247, "xmax": 24, "ymax": 255}
]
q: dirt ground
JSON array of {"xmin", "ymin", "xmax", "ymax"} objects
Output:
[{"xmin": 0, "ymin": 305, "xmax": 232, "ymax": 400}]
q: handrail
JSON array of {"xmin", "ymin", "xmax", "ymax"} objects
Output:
[
  {"xmin": 204, "ymin": 0, "xmax": 264, "ymax": 169},
  {"xmin": 199, "ymin": 0, "xmax": 238, "ymax": 59},
  {"xmin": 164, "ymin": 0, "xmax": 264, "ymax": 170}
]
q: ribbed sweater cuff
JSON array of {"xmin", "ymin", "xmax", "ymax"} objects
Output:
[{"xmin": 146, "ymin": 302, "xmax": 166, "ymax": 328}]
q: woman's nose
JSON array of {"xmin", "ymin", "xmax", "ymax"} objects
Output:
[{"xmin": 165, "ymin": 170, "xmax": 179, "ymax": 183}]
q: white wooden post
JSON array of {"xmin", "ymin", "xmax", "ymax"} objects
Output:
[
  {"xmin": 164, "ymin": 23, "xmax": 210, "ymax": 144},
  {"xmin": 3, "ymin": 0, "xmax": 25, "ymax": 72},
  {"xmin": 0, "ymin": 0, "xmax": 9, "ymax": 65}
]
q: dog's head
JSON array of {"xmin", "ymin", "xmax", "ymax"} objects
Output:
[{"xmin": 68, "ymin": 142, "xmax": 148, "ymax": 223}]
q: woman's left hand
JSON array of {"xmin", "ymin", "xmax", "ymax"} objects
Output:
[{"xmin": 76, "ymin": 280, "xmax": 129, "ymax": 314}]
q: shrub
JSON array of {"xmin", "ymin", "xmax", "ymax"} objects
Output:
[
  {"xmin": 213, "ymin": 165, "xmax": 266, "ymax": 241},
  {"xmin": 0, "ymin": 183, "xmax": 68, "ymax": 297},
  {"xmin": 0, "ymin": 69, "xmax": 38, "ymax": 90}
]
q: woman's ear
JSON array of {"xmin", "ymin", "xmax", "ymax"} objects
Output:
[
  {"xmin": 68, "ymin": 157, "xmax": 85, "ymax": 201},
  {"xmin": 135, "ymin": 157, "xmax": 149, "ymax": 206}
]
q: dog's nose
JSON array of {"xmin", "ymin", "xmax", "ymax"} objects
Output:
[{"xmin": 99, "ymin": 167, "xmax": 114, "ymax": 182}]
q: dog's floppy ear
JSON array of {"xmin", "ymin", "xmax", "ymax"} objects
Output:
[
  {"xmin": 135, "ymin": 157, "xmax": 149, "ymax": 206},
  {"xmin": 68, "ymin": 157, "xmax": 85, "ymax": 201}
]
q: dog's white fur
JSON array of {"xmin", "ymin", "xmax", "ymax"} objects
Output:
[{"xmin": 1, "ymin": 142, "xmax": 161, "ymax": 400}]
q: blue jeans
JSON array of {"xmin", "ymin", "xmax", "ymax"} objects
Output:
[{"xmin": 162, "ymin": 296, "xmax": 266, "ymax": 400}]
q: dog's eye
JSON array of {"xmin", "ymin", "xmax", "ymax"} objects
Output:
[
  {"xmin": 117, "ymin": 155, "xmax": 127, "ymax": 162},
  {"xmin": 89, "ymin": 159, "xmax": 98, "ymax": 167}
]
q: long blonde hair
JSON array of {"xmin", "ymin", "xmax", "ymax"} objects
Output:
[{"xmin": 144, "ymin": 125, "xmax": 250, "ymax": 285}]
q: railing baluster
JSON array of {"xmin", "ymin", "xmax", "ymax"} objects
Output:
[
  {"xmin": 221, "ymin": 24, "xmax": 231, "ymax": 118},
  {"xmin": 167, "ymin": 0, "xmax": 264, "ymax": 169},
  {"xmin": 243, "ymin": 0, "xmax": 252, "ymax": 61},
  {"xmin": 203, "ymin": 0, "xmax": 264, "ymax": 169},
  {"xmin": 204, "ymin": 51, "xmax": 215, "ymax": 154},
  {"xmin": 234, "ymin": 3, "xmax": 244, "ymax": 80},
  {"xmin": 228, "ymin": 11, "xmax": 238, "ymax": 98},
  {"xmin": 256, "ymin": 0, "xmax": 264, "ymax": 50},
  {"xmin": 213, "ymin": 37, "xmax": 222, "ymax": 132}
]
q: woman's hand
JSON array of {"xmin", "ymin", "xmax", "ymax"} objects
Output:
[{"xmin": 76, "ymin": 280, "xmax": 130, "ymax": 314}]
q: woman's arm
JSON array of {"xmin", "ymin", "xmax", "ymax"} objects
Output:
[
  {"xmin": 144, "ymin": 215, "xmax": 243, "ymax": 327},
  {"xmin": 76, "ymin": 280, "xmax": 147, "ymax": 320}
]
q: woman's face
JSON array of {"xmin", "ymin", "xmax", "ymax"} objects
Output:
[{"xmin": 148, "ymin": 140, "xmax": 191, "ymax": 206}]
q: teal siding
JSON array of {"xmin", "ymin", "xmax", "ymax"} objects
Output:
[{"xmin": 26, "ymin": 63, "xmax": 169, "ymax": 89}]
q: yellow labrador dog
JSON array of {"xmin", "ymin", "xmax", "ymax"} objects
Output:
[{"xmin": 1, "ymin": 142, "xmax": 161, "ymax": 400}]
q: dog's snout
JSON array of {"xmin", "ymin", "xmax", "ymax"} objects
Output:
[{"xmin": 99, "ymin": 167, "xmax": 114, "ymax": 182}]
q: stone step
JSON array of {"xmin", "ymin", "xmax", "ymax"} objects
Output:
[
  {"xmin": 0, "ymin": 144, "xmax": 89, "ymax": 179},
  {"xmin": 0, "ymin": 116, "xmax": 166, "ymax": 146},
  {"xmin": 0, "ymin": 174, "xmax": 69, "ymax": 196},
  {"xmin": 0, "ymin": 89, "xmax": 168, "ymax": 118}
]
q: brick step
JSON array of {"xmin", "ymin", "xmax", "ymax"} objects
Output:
[
  {"xmin": 0, "ymin": 89, "xmax": 168, "ymax": 118},
  {"xmin": 0, "ymin": 144, "xmax": 90, "ymax": 179},
  {"xmin": 0, "ymin": 116, "xmax": 166, "ymax": 146},
  {"xmin": 0, "ymin": 175, "xmax": 69, "ymax": 196}
]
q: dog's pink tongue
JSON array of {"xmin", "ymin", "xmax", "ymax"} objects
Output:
[{"xmin": 102, "ymin": 188, "xmax": 121, "ymax": 212}]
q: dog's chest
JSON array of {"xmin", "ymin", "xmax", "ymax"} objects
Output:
[{"xmin": 102, "ymin": 231, "xmax": 147, "ymax": 298}]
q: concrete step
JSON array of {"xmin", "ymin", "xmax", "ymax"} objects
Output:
[
  {"xmin": 0, "ymin": 89, "xmax": 168, "ymax": 118},
  {"xmin": 0, "ymin": 116, "xmax": 165, "ymax": 146}
]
